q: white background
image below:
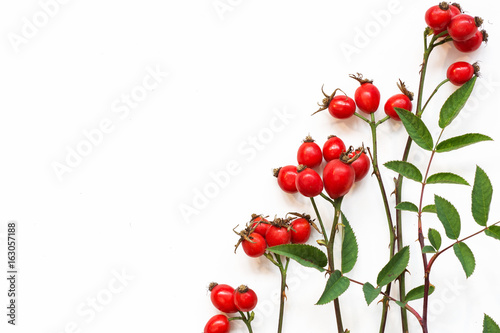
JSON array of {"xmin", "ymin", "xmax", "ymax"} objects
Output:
[{"xmin": 1, "ymin": 0, "xmax": 499, "ymax": 332}]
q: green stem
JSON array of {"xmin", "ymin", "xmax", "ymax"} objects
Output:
[
  {"xmin": 327, "ymin": 197, "xmax": 344, "ymax": 333},
  {"xmin": 311, "ymin": 197, "xmax": 329, "ymax": 244},
  {"xmin": 235, "ymin": 311, "xmax": 254, "ymax": 333},
  {"xmin": 421, "ymin": 79, "xmax": 449, "ymax": 114},
  {"xmin": 275, "ymin": 254, "xmax": 289, "ymax": 333}
]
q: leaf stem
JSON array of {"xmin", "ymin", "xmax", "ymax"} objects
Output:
[
  {"xmin": 311, "ymin": 197, "xmax": 329, "ymax": 244},
  {"xmin": 421, "ymin": 79, "xmax": 449, "ymax": 114}
]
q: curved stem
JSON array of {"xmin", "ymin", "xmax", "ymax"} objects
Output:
[
  {"xmin": 310, "ymin": 197, "xmax": 329, "ymax": 244},
  {"xmin": 275, "ymin": 255, "xmax": 289, "ymax": 333},
  {"xmin": 421, "ymin": 79, "xmax": 449, "ymax": 114}
]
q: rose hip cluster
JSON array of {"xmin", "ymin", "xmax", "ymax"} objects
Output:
[
  {"xmin": 425, "ymin": 2, "xmax": 487, "ymax": 52},
  {"xmin": 274, "ymin": 135, "xmax": 370, "ymax": 200},
  {"xmin": 204, "ymin": 283, "xmax": 258, "ymax": 333},
  {"xmin": 234, "ymin": 214, "xmax": 318, "ymax": 258}
]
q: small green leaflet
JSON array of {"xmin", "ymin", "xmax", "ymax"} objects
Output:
[
  {"xmin": 341, "ymin": 214, "xmax": 358, "ymax": 274},
  {"xmin": 439, "ymin": 76, "xmax": 477, "ymax": 129},
  {"xmin": 395, "ymin": 201, "xmax": 418, "ymax": 212},
  {"xmin": 384, "ymin": 161, "xmax": 423, "ymax": 183},
  {"xmin": 422, "ymin": 246, "xmax": 436, "ymax": 253},
  {"xmin": 483, "ymin": 314, "xmax": 500, "ymax": 333},
  {"xmin": 377, "ymin": 246, "xmax": 410, "ymax": 287},
  {"xmin": 485, "ymin": 225, "xmax": 500, "ymax": 241},
  {"xmin": 453, "ymin": 242, "xmax": 475, "ymax": 278},
  {"xmin": 472, "ymin": 166, "xmax": 493, "ymax": 227},
  {"xmin": 436, "ymin": 133, "xmax": 492, "ymax": 153},
  {"xmin": 405, "ymin": 284, "xmax": 435, "ymax": 302},
  {"xmin": 426, "ymin": 172, "xmax": 469, "ymax": 186},
  {"xmin": 435, "ymin": 195, "xmax": 461, "ymax": 240},
  {"xmin": 316, "ymin": 270, "xmax": 350, "ymax": 305},
  {"xmin": 428, "ymin": 228, "xmax": 442, "ymax": 251},
  {"xmin": 422, "ymin": 204, "xmax": 437, "ymax": 213},
  {"xmin": 395, "ymin": 107, "xmax": 434, "ymax": 151},
  {"xmin": 267, "ymin": 244, "xmax": 327, "ymax": 272},
  {"xmin": 362, "ymin": 282, "xmax": 381, "ymax": 305}
]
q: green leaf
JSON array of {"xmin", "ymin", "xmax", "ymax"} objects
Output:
[
  {"xmin": 485, "ymin": 225, "xmax": 500, "ymax": 241},
  {"xmin": 453, "ymin": 242, "xmax": 475, "ymax": 278},
  {"xmin": 422, "ymin": 246, "xmax": 436, "ymax": 253},
  {"xmin": 395, "ymin": 107, "xmax": 434, "ymax": 151},
  {"xmin": 435, "ymin": 195, "xmax": 461, "ymax": 240},
  {"xmin": 341, "ymin": 214, "xmax": 358, "ymax": 274},
  {"xmin": 483, "ymin": 314, "xmax": 500, "ymax": 333},
  {"xmin": 472, "ymin": 166, "xmax": 493, "ymax": 227},
  {"xmin": 267, "ymin": 244, "xmax": 327, "ymax": 272},
  {"xmin": 428, "ymin": 228, "xmax": 442, "ymax": 251},
  {"xmin": 377, "ymin": 246, "xmax": 410, "ymax": 287},
  {"xmin": 422, "ymin": 204, "xmax": 437, "ymax": 213},
  {"xmin": 436, "ymin": 133, "xmax": 493, "ymax": 153},
  {"xmin": 426, "ymin": 172, "xmax": 469, "ymax": 186},
  {"xmin": 362, "ymin": 282, "xmax": 381, "ymax": 305},
  {"xmin": 439, "ymin": 76, "xmax": 477, "ymax": 129},
  {"xmin": 405, "ymin": 284, "xmax": 435, "ymax": 302},
  {"xmin": 395, "ymin": 301, "xmax": 407, "ymax": 309},
  {"xmin": 395, "ymin": 201, "xmax": 418, "ymax": 212},
  {"xmin": 384, "ymin": 161, "xmax": 423, "ymax": 183},
  {"xmin": 316, "ymin": 270, "xmax": 350, "ymax": 305}
]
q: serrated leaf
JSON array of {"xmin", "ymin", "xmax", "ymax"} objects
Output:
[
  {"xmin": 362, "ymin": 282, "xmax": 381, "ymax": 305},
  {"xmin": 483, "ymin": 314, "xmax": 500, "ymax": 333},
  {"xmin": 384, "ymin": 161, "xmax": 423, "ymax": 183},
  {"xmin": 395, "ymin": 201, "xmax": 418, "ymax": 212},
  {"xmin": 439, "ymin": 76, "xmax": 477, "ymax": 129},
  {"xmin": 405, "ymin": 284, "xmax": 435, "ymax": 302},
  {"xmin": 377, "ymin": 246, "xmax": 410, "ymax": 287},
  {"xmin": 316, "ymin": 270, "xmax": 350, "ymax": 305},
  {"xmin": 472, "ymin": 166, "xmax": 493, "ymax": 227},
  {"xmin": 435, "ymin": 195, "xmax": 461, "ymax": 240},
  {"xmin": 485, "ymin": 225, "xmax": 500, "ymax": 241},
  {"xmin": 436, "ymin": 133, "xmax": 493, "ymax": 153},
  {"xmin": 422, "ymin": 204, "xmax": 437, "ymax": 213},
  {"xmin": 395, "ymin": 107, "xmax": 434, "ymax": 151},
  {"xmin": 426, "ymin": 172, "xmax": 469, "ymax": 186},
  {"xmin": 428, "ymin": 228, "xmax": 442, "ymax": 250},
  {"xmin": 453, "ymin": 242, "xmax": 475, "ymax": 278},
  {"xmin": 422, "ymin": 246, "xmax": 436, "ymax": 253},
  {"xmin": 267, "ymin": 244, "xmax": 327, "ymax": 272},
  {"xmin": 341, "ymin": 214, "xmax": 358, "ymax": 274}
]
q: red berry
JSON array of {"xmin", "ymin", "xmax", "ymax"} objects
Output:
[
  {"xmin": 446, "ymin": 61, "xmax": 478, "ymax": 86},
  {"xmin": 297, "ymin": 136, "xmax": 323, "ymax": 168},
  {"xmin": 350, "ymin": 74, "xmax": 380, "ymax": 114},
  {"xmin": 204, "ymin": 314, "xmax": 230, "ymax": 333},
  {"xmin": 241, "ymin": 232, "xmax": 267, "ymax": 258},
  {"xmin": 453, "ymin": 30, "xmax": 487, "ymax": 52},
  {"xmin": 251, "ymin": 215, "xmax": 271, "ymax": 237},
  {"xmin": 290, "ymin": 218, "xmax": 311, "ymax": 244},
  {"xmin": 274, "ymin": 166, "xmax": 298, "ymax": 194},
  {"xmin": 448, "ymin": 14, "xmax": 482, "ymax": 41},
  {"xmin": 322, "ymin": 136, "xmax": 346, "ymax": 162},
  {"xmin": 384, "ymin": 94, "xmax": 412, "ymax": 121},
  {"xmin": 295, "ymin": 166, "xmax": 324, "ymax": 197},
  {"xmin": 209, "ymin": 284, "xmax": 238, "ymax": 313},
  {"xmin": 266, "ymin": 225, "xmax": 291, "ymax": 247},
  {"xmin": 328, "ymin": 95, "xmax": 356, "ymax": 119},
  {"xmin": 425, "ymin": 3, "xmax": 452, "ymax": 33},
  {"xmin": 233, "ymin": 285, "xmax": 258, "ymax": 312},
  {"xmin": 348, "ymin": 150, "xmax": 371, "ymax": 182},
  {"xmin": 323, "ymin": 159, "xmax": 355, "ymax": 199}
]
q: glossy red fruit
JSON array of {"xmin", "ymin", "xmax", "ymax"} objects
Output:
[
  {"xmin": 323, "ymin": 159, "xmax": 355, "ymax": 199},
  {"xmin": 251, "ymin": 215, "xmax": 271, "ymax": 237},
  {"xmin": 350, "ymin": 74, "xmax": 380, "ymax": 114},
  {"xmin": 241, "ymin": 232, "xmax": 267, "ymax": 258},
  {"xmin": 204, "ymin": 314, "xmax": 230, "ymax": 333},
  {"xmin": 425, "ymin": 3, "xmax": 452, "ymax": 33},
  {"xmin": 295, "ymin": 166, "xmax": 323, "ymax": 197},
  {"xmin": 384, "ymin": 94, "xmax": 412, "ymax": 121},
  {"xmin": 266, "ymin": 225, "xmax": 291, "ymax": 247},
  {"xmin": 322, "ymin": 135, "xmax": 346, "ymax": 162},
  {"xmin": 448, "ymin": 14, "xmax": 482, "ymax": 41},
  {"xmin": 348, "ymin": 150, "xmax": 371, "ymax": 182},
  {"xmin": 233, "ymin": 285, "xmax": 258, "ymax": 312},
  {"xmin": 328, "ymin": 95, "xmax": 356, "ymax": 119},
  {"xmin": 453, "ymin": 30, "xmax": 487, "ymax": 52},
  {"xmin": 274, "ymin": 165, "xmax": 298, "ymax": 194},
  {"xmin": 290, "ymin": 218, "xmax": 311, "ymax": 244},
  {"xmin": 297, "ymin": 136, "xmax": 323, "ymax": 168},
  {"xmin": 447, "ymin": 62, "xmax": 478, "ymax": 86},
  {"xmin": 209, "ymin": 284, "xmax": 238, "ymax": 313}
]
